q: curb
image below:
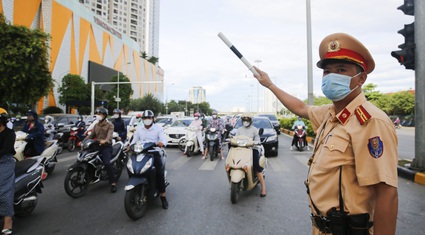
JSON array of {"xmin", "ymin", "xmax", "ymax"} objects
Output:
[{"xmin": 397, "ymin": 166, "xmax": 425, "ymax": 186}]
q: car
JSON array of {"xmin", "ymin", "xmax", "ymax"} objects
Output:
[
  {"xmin": 230, "ymin": 116, "xmax": 279, "ymax": 157},
  {"xmin": 155, "ymin": 115, "xmax": 177, "ymax": 128},
  {"xmin": 163, "ymin": 117, "xmax": 194, "ymax": 146},
  {"xmin": 258, "ymin": 114, "xmax": 281, "ymax": 135}
]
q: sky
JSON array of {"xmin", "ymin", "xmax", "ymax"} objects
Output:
[{"xmin": 158, "ymin": 0, "xmax": 415, "ymax": 112}]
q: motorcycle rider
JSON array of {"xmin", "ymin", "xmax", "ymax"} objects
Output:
[
  {"xmin": 290, "ymin": 116, "xmax": 307, "ymax": 150},
  {"xmin": 22, "ymin": 110, "xmax": 45, "ymax": 157},
  {"xmin": 44, "ymin": 115, "xmax": 55, "ymax": 141},
  {"xmin": 84, "ymin": 108, "xmax": 117, "ymax": 193},
  {"xmin": 112, "ymin": 109, "xmax": 127, "ymax": 142},
  {"xmin": 233, "ymin": 113, "xmax": 267, "ymax": 197},
  {"xmin": 75, "ymin": 116, "xmax": 86, "ymax": 140},
  {"xmin": 130, "ymin": 110, "xmax": 169, "ymax": 209},
  {"xmin": 0, "ymin": 108, "xmax": 16, "ymax": 235},
  {"xmin": 183, "ymin": 112, "xmax": 204, "ymax": 156},
  {"xmin": 203, "ymin": 110, "xmax": 224, "ymax": 160},
  {"xmin": 394, "ymin": 116, "xmax": 401, "ymax": 128}
]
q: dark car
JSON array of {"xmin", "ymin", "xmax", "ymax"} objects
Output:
[
  {"xmin": 258, "ymin": 114, "xmax": 281, "ymax": 135},
  {"xmin": 230, "ymin": 116, "xmax": 279, "ymax": 157}
]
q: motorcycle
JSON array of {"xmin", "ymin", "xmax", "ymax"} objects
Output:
[
  {"xmin": 205, "ymin": 127, "xmax": 220, "ymax": 161},
  {"xmin": 14, "ymin": 131, "xmax": 59, "ymax": 176},
  {"xmin": 64, "ymin": 139, "xmax": 124, "ymax": 198},
  {"xmin": 394, "ymin": 122, "xmax": 401, "ymax": 129},
  {"xmin": 178, "ymin": 125, "xmax": 202, "ymax": 157},
  {"xmin": 67, "ymin": 126, "xmax": 85, "ymax": 152},
  {"xmin": 124, "ymin": 141, "xmax": 168, "ymax": 220},
  {"xmin": 14, "ymin": 156, "xmax": 44, "ymax": 217},
  {"xmin": 293, "ymin": 125, "xmax": 307, "ymax": 151},
  {"xmin": 225, "ymin": 133, "xmax": 267, "ymax": 204}
]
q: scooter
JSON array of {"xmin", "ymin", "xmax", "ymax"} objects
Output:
[
  {"xmin": 205, "ymin": 127, "xmax": 220, "ymax": 161},
  {"xmin": 67, "ymin": 126, "xmax": 85, "ymax": 152},
  {"xmin": 178, "ymin": 125, "xmax": 202, "ymax": 157},
  {"xmin": 64, "ymin": 139, "xmax": 124, "ymax": 198},
  {"xmin": 14, "ymin": 131, "xmax": 59, "ymax": 176},
  {"xmin": 14, "ymin": 156, "xmax": 44, "ymax": 217},
  {"xmin": 293, "ymin": 125, "xmax": 307, "ymax": 151},
  {"xmin": 225, "ymin": 133, "xmax": 267, "ymax": 204},
  {"xmin": 124, "ymin": 141, "xmax": 169, "ymax": 220}
]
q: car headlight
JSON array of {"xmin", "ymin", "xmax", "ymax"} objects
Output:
[
  {"xmin": 265, "ymin": 135, "xmax": 277, "ymax": 142},
  {"xmin": 140, "ymin": 158, "xmax": 153, "ymax": 174},
  {"xmin": 127, "ymin": 157, "xmax": 134, "ymax": 174}
]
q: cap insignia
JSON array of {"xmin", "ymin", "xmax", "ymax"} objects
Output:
[
  {"xmin": 355, "ymin": 105, "xmax": 371, "ymax": 125},
  {"xmin": 328, "ymin": 40, "xmax": 341, "ymax": 52}
]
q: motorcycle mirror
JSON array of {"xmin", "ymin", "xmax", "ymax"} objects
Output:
[
  {"xmin": 57, "ymin": 123, "xmax": 65, "ymax": 128},
  {"xmin": 259, "ymin": 128, "xmax": 264, "ymax": 135}
]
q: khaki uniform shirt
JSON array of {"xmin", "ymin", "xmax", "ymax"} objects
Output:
[
  {"xmin": 307, "ymin": 93, "xmax": 398, "ymax": 234},
  {"xmin": 86, "ymin": 120, "xmax": 114, "ymax": 145}
]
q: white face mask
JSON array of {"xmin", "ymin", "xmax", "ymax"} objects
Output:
[
  {"xmin": 212, "ymin": 115, "xmax": 217, "ymax": 119},
  {"xmin": 194, "ymin": 117, "xmax": 199, "ymax": 120},
  {"xmin": 143, "ymin": 119, "xmax": 153, "ymax": 126},
  {"xmin": 96, "ymin": 115, "xmax": 103, "ymax": 121},
  {"xmin": 243, "ymin": 121, "xmax": 250, "ymax": 127},
  {"xmin": 113, "ymin": 114, "xmax": 119, "ymax": 119}
]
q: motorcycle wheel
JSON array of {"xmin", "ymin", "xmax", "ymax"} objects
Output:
[
  {"xmin": 67, "ymin": 139, "xmax": 76, "ymax": 152},
  {"xmin": 112, "ymin": 160, "xmax": 123, "ymax": 181},
  {"xmin": 230, "ymin": 182, "xmax": 239, "ymax": 204},
  {"xmin": 64, "ymin": 166, "xmax": 91, "ymax": 198},
  {"xmin": 209, "ymin": 145, "xmax": 214, "ymax": 161},
  {"xmin": 14, "ymin": 191, "xmax": 38, "ymax": 217},
  {"xmin": 124, "ymin": 185, "xmax": 148, "ymax": 220},
  {"xmin": 178, "ymin": 138, "xmax": 186, "ymax": 152}
]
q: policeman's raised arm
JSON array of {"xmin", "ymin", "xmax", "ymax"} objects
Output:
[{"xmin": 253, "ymin": 67, "xmax": 310, "ymax": 119}]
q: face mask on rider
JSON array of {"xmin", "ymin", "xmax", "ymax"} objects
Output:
[
  {"xmin": 212, "ymin": 115, "xmax": 217, "ymax": 119},
  {"xmin": 113, "ymin": 114, "xmax": 119, "ymax": 119},
  {"xmin": 321, "ymin": 73, "xmax": 361, "ymax": 101},
  {"xmin": 243, "ymin": 121, "xmax": 250, "ymax": 127},
  {"xmin": 143, "ymin": 119, "xmax": 153, "ymax": 126},
  {"xmin": 95, "ymin": 115, "xmax": 103, "ymax": 121},
  {"xmin": 194, "ymin": 117, "xmax": 199, "ymax": 120}
]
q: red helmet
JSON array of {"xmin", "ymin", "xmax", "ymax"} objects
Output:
[{"xmin": 194, "ymin": 113, "xmax": 200, "ymax": 117}]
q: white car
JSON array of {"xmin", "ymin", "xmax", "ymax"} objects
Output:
[
  {"xmin": 155, "ymin": 115, "xmax": 177, "ymax": 128},
  {"xmin": 164, "ymin": 117, "xmax": 194, "ymax": 146}
]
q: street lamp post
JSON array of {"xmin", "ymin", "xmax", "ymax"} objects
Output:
[
  {"xmin": 254, "ymin": 59, "xmax": 262, "ymax": 113},
  {"xmin": 116, "ymin": 62, "xmax": 131, "ymax": 110}
]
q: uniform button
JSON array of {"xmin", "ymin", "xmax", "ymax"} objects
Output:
[{"xmin": 330, "ymin": 145, "xmax": 334, "ymax": 149}]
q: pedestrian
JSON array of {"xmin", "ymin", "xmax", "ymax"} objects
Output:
[
  {"xmin": 0, "ymin": 108, "xmax": 16, "ymax": 235},
  {"xmin": 253, "ymin": 33, "xmax": 398, "ymax": 234}
]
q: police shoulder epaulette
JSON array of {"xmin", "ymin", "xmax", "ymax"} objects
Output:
[{"xmin": 355, "ymin": 105, "xmax": 371, "ymax": 125}]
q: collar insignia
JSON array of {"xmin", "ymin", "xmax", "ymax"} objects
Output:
[
  {"xmin": 355, "ymin": 105, "xmax": 371, "ymax": 125},
  {"xmin": 368, "ymin": 136, "xmax": 384, "ymax": 159},
  {"xmin": 328, "ymin": 40, "xmax": 341, "ymax": 52},
  {"xmin": 337, "ymin": 108, "xmax": 351, "ymax": 125}
]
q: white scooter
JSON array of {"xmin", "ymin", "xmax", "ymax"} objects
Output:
[
  {"xmin": 178, "ymin": 125, "xmax": 202, "ymax": 157},
  {"xmin": 225, "ymin": 133, "xmax": 267, "ymax": 204},
  {"xmin": 14, "ymin": 131, "xmax": 60, "ymax": 176}
]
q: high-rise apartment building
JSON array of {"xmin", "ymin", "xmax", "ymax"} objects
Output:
[
  {"xmin": 189, "ymin": 86, "xmax": 206, "ymax": 104},
  {"xmin": 78, "ymin": 0, "xmax": 159, "ymax": 58}
]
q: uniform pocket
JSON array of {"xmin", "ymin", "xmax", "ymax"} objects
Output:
[{"xmin": 316, "ymin": 135, "xmax": 350, "ymax": 169}]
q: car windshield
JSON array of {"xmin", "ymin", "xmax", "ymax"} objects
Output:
[
  {"xmin": 234, "ymin": 118, "xmax": 273, "ymax": 129},
  {"xmin": 156, "ymin": 117, "xmax": 173, "ymax": 124},
  {"xmin": 259, "ymin": 114, "xmax": 278, "ymax": 121},
  {"xmin": 171, "ymin": 119, "xmax": 192, "ymax": 127}
]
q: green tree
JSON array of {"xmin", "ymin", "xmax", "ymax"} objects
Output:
[
  {"xmin": 128, "ymin": 93, "xmax": 163, "ymax": 115},
  {"xmin": 363, "ymin": 83, "xmax": 382, "ymax": 105},
  {"xmin": 105, "ymin": 73, "xmax": 133, "ymax": 110},
  {"xmin": 58, "ymin": 74, "xmax": 88, "ymax": 105},
  {"xmin": 313, "ymin": 96, "xmax": 332, "ymax": 106},
  {"xmin": 0, "ymin": 14, "xmax": 53, "ymax": 105},
  {"xmin": 148, "ymin": 56, "xmax": 159, "ymax": 65},
  {"xmin": 391, "ymin": 91, "xmax": 415, "ymax": 115}
]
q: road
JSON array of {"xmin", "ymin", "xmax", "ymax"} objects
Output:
[
  {"xmin": 9, "ymin": 131, "xmax": 425, "ymax": 235},
  {"xmin": 396, "ymin": 127, "xmax": 415, "ymax": 160}
]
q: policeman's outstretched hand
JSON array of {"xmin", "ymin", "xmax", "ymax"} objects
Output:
[{"xmin": 253, "ymin": 66, "xmax": 274, "ymax": 88}]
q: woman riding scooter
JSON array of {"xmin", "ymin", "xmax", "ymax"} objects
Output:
[{"xmin": 183, "ymin": 113, "xmax": 204, "ymax": 156}]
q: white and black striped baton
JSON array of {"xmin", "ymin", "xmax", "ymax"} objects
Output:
[{"xmin": 218, "ymin": 32, "xmax": 260, "ymax": 76}]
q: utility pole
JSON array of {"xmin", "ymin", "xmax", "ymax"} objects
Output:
[
  {"xmin": 306, "ymin": 0, "xmax": 314, "ymax": 105},
  {"xmin": 255, "ymin": 59, "xmax": 262, "ymax": 114}
]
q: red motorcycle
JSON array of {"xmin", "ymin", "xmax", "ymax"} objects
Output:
[
  {"xmin": 67, "ymin": 126, "xmax": 84, "ymax": 152},
  {"xmin": 294, "ymin": 125, "xmax": 307, "ymax": 151}
]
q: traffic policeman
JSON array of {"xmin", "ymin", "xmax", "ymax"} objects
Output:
[{"xmin": 253, "ymin": 33, "xmax": 398, "ymax": 234}]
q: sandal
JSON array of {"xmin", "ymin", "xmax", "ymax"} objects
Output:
[{"xmin": 2, "ymin": 229, "xmax": 13, "ymax": 235}]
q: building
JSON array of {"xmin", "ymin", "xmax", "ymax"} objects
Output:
[
  {"xmin": 78, "ymin": 0, "xmax": 160, "ymax": 58},
  {"xmin": 1, "ymin": 0, "xmax": 164, "ymax": 113},
  {"xmin": 189, "ymin": 86, "xmax": 206, "ymax": 104}
]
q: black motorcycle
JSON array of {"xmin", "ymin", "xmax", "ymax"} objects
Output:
[
  {"xmin": 124, "ymin": 141, "xmax": 168, "ymax": 220},
  {"xmin": 14, "ymin": 156, "xmax": 44, "ymax": 217},
  {"xmin": 205, "ymin": 127, "xmax": 220, "ymax": 161},
  {"xmin": 64, "ymin": 139, "xmax": 124, "ymax": 198}
]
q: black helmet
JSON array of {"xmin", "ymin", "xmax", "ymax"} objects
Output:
[
  {"xmin": 26, "ymin": 109, "xmax": 38, "ymax": 118},
  {"xmin": 142, "ymin": 110, "xmax": 154, "ymax": 118},
  {"xmin": 95, "ymin": 107, "xmax": 108, "ymax": 116}
]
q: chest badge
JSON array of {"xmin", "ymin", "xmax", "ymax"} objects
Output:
[{"xmin": 368, "ymin": 136, "xmax": 384, "ymax": 159}]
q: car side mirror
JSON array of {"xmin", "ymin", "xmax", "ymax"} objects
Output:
[{"xmin": 259, "ymin": 128, "xmax": 264, "ymax": 135}]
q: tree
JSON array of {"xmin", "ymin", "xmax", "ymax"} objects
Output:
[
  {"xmin": 363, "ymin": 83, "xmax": 382, "ymax": 105},
  {"xmin": 148, "ymin": 56, "xmax": 159, "ymax": 65},
  {"xmin": 105, "ymin": 73, "xmax": 133, "ymax": 110},
  {"xmin": 58, "ymin": 74, "xmax": 88, "ymax": 105},
  {"xmin": 128, "ymin": 93, "xmax": 163, "ymax": 115},
  {"xmin": 313, "ymin": 96, "xmax": 332, "ymax": 106},
  {"xmin": 391, "ymin": 91, "xmax": 415, "ymax": 115},
  {"xmin": 0, "ymin": 14, "xmax": 53, "ymax": 105}
]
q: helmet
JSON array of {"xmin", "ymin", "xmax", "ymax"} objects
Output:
[
  {"xmin": 212, "ymin": 110, "xmax": 218, "ymax": 115},
  {"xmin": 26, "ymin": 109, "xmax": 38, "ymax": 118},
  {"xmin": 142, "ymin": 110, "xmax": 154, "ymax": 118},
  {"xmin": 113, "ymin": 109, "xmax": 121, "ymax": 114},
  {"xmin": 45, "ymin": 115, "xmax": 54, "ymax": 123},
  {"xmin": 78, "ymin": 115, "xmax": 83, "ymax": 121},
  {"xmin": 241, "ymin": 113, "xmax": 253, "ymax": 123},
  {"xmin": 194, "ymin": 112, "xmax": 200, "ymax": 117},
  {"xmin": 95, "ymin": 107, "xmax": 108, "ymax": 116},
  {"xmin": 0, "ymin": 108, "xmax": 8, "ymax": 126},
  {"xmin": 136, "ymin": 113, "xmax": 142, "ymax": 118}
]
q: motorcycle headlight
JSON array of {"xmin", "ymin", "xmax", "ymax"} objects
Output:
[
  {"xmin": 134, "ymin": 143, "xmax": 143, "ymax": 154},
  {"xmin": 236, "ymin": 139, "xmax": 249, "ymax": 147},
  {"xmin": 127, "ymin": 157, "xmax": 134, "ymax": 174},
  {"xmin": 140, "ymin": 158, "xmax": 153, "ymax": 174}
]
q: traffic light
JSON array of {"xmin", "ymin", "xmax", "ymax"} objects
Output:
[{"xmin": 391, "ymin": 0, "xmax": 415, "ymax": 70}]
